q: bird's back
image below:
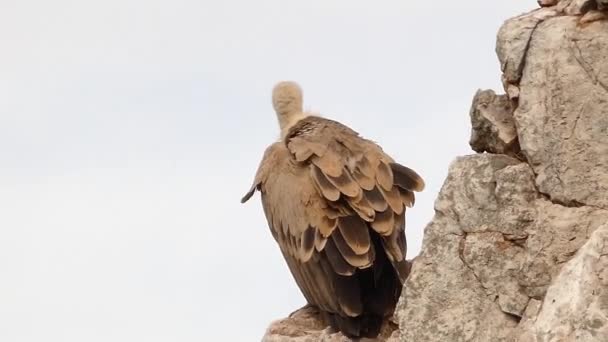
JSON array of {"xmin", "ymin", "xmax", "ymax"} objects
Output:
[{"xmin": 243, "ymin": 115, "xmax": 424, "ymax": 338}]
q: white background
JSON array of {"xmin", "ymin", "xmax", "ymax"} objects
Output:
[{"xmin": 1, "ymin": 1, "xmax": 532, "ymax": 341}]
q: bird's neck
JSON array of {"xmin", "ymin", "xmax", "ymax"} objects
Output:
[{"xmin": 279, "ymin": 111, "xmax": 309, "ymax": 139}]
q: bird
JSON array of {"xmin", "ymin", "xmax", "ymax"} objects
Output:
[{"xmin": 241, "ymin": 81, "xmax": 425, "ymax": 338}]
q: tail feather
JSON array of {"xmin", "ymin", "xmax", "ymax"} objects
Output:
[{"xmin": 319, "ymin": 234, "xmax": 402, "ymax": 338}]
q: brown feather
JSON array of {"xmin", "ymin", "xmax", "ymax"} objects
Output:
[
  {"xmin": 337, "ymin": 216, "xmax": 371, "ymax": 255},
  {"xmin": 382, "ymin": 230, "xmax": 405, "ymax": 262},
  {"xmin": 353, "ymin": 168, "xmax": 375, "ymax": 190},
  {"xmin": 314, "ymin": 229, "xmax": 328, "ymax": 251},
  {"xmin": 317, "ymin": 216, "xmax": 337, "ymax": 237},
  {"xmin": 288, "ymin": 137, "xmax": 328, "ymax": 162},
  {"xmin": 363, "ymin": 187, "xmax": 389, "ymax": 212},
  {"xmin": 289, "ymin": 139, "xmax": 315, "ymax": 162},
  {"xmin": 331, "ymin": 227, "xmax": 373, "ymax": 268},
  {"xmin": 296, "ymin": 258, "xmax": 335, "ymax": 311},
  {"xmin": 390, "ymin": 162, "xmax": 425, "ymax": 192},
  {"xmin": 312, "ymin": 153, "xmax": 343, "ymax": 178},
  {"xmin": 299, "ymin": 226, "xmax": 315, "ymax": 261},
  {"xmin": 370, "ymin": 209, "xmax": 394, "ymax": 236},
  {"xmin": 393, "ymin": 258, "xmax": 411, "ymax": 284},
  {"xmin": 379, "ymin": 186, "xmax": 404, "ymax": 215},
  {"xmin": 324, "ymin": 238, "xmax": 356, "ymax": 276},
  {"xmin": 311, "ymin": 165, "xmax": 341, "ymax": 201},
  {"xmin": 347, "ymin": 196, "xmax": 375, "ymax": 222},
  {"xmin": 357, "ymin": 156, "xmax": 375, "ymax": 178},
  {"xmin": 306, "ymin": 259, "xmax": 341, "ymax": 311},
  {"xmin": 326, "ymin": 169, "xmax": 361, "ymax": 198},
  {"xmin": 241, "ymin": 183, "xmax": 257, "ymax": 203},
  {"xmin": 399, "ymin": 188, "xmax": 416, "ymax": 208},
  {"xmin": 316, "ymin": 257, "xmax": 363, "ymax": 317},
  {"xmin": 376, "ymin": 161, "xmax": 394, "ymax": 191},
  {"xmin": 333, "ymin": 274, "xmax": 363, "ymax": 317},
  {"xmin": 281, "ymin": 251, "xmax": 315, "ymax": 304}
]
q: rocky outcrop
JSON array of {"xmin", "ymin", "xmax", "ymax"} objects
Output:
[
  {"xmin": 396, "ymin": 1, "xmax": 608, "ymax": 341},
  {"xmin": 516, "ymin": 223, "xmax": 608, "ymax": 341},
  {"xmin": 262, "ymin": 306, "xmax": 398, "ymax": 342},
  {"xmin": 263, "ymin": 1, "xmax": 608, "ymax": 340}
]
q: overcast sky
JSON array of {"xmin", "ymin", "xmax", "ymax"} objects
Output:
[{"xmin": 0, "ymin": 1, "xmax": 534, "ymax": 341}]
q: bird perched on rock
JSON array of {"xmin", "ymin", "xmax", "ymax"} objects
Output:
[{"xmin": 242, "ymin": 81, "xmax": 424, "ymax": 338}]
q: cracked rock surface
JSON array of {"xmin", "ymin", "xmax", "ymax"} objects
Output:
[
  {"xmin": 516, "ymin": 222, "xmax": 608, "ymax": 341},
  {"xmin": 263, "ymin": 1, "xmax": 608, "ymax": 341},
  {"xmin": 397, "ymin": 1, "xmax": 608, "ymax": 341}
]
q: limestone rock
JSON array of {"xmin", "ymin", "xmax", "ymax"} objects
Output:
[
  {"xmin": 262, "ymin": 306, "xmax": 397, "ymax": 342},
  {"xmin": 517, "ymin": 222, "xmax": 608, "ymax": 342},
  {"xmin": 496, "ymin": 8, "xmax": 558, "ymax": 87},
  {"xmin": 396, "ymin": 155, "xmax": 526, "ymax": 342},
  {"xmin": 395, "ymin": 154, "xmax": 607, "ymax": 341},
  {"xmin": 395, "ymin": 3, "xmax": 608, "ymax": 341},
  {"xmin": 469, "ymin": 89, "xmax": 519, "ymax": 157},
  {"xmin": 513, "ymin": 16, "xmax": 608, "ymax": 208}
]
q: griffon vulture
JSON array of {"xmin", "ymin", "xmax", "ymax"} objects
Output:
[{"xmin": 242, "ymin": 81, "xmax": 424, "ymax": 338}]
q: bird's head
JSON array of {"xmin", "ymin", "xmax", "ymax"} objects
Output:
[{"xmin": 272, "ymin": 81, "xmax": 308, "ymax": 139}]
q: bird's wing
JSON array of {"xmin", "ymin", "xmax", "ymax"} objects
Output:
[
  {"xmin": 242, "ymin": 116, "xmax": 425, "ymax": 317},
  {"xmin": 242, "ymin": 142, "xmax": 344, "ymax": 313},
  {"xmin": 285, "ymin": 116, "xmax": 424, "ymax": 283}
]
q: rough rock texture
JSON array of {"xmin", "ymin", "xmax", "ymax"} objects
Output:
[
  {"xmin": 396, "ymin": 1, "xmax": 608, "ymax": 341},
  {"xmin": 516, "ymin": 222, "xmax": 608, "ymax": 341},
  {"xmin": 512, "ymin": 16, "xmax": 608, "ymax": 208},
  {"xmin": 263, "ymin": 1, "xmax": 608, "ymax": 341},
  {"xmin": 469, "ymin": 90, "xmax": 519, "ymax": 157},
  {"xmin": 262, "ymin": 306, "xmax": 398, "ymax": 342}
]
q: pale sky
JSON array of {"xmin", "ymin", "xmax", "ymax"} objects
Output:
[{"xmin": 0, "ymin": 1, "xmax": 533, "ymax": 341}]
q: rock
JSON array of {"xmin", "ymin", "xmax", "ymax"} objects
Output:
[
  {"xmin": 395, "ymin": 154, "xmax": 608, "ymax": 341},
  {"xmin": 262, "ymin": 306, "xmax": 397, "ymax": 342},
  {"xmin": 262, "ymin": 306, "xmax": 327, "ymax": 342},
  {"xmin": 513, "ymin": 16, "xmax": 608, "ymax": 208},
  {"xmin": 469, "ymin": 89, "xmax": 519, "ymax": 157},
  {"xmin": 395, "ymin": 3, "xmax": 608, "ymax": 341},
  {"xmin": 496, "ymin": 8, "xmax": 558, "ymax": 87},
  {"xmin": 396, "ymin": 155, "xmax": 526, "ymax": 342},
  {"xmin": 517, "ymin": 222, "xmax": 608, "ymax": 341}
]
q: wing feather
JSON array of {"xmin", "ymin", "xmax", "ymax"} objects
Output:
[
  {"xmin": 311, "ymin": 165, "xmax": 341, "ymax": 201},
  {"xmin": 326, "ymin": 169, "xmax": 361, "ymax": 198},
  {"xmin": 363, "ymin": 187, "xmax": 389, "ymax": 212},
  {"xmin": 324, "ymin": 238, "xmax": 357, "ymax": 276},
  {"xmin": 376, "ymin": 160, "xmax": 394, "ymax": 191},
  {"xmin": 390, "ymin": 162, "xmax": 425, "ymax": 192},
  {"xmin": 379, "ymin": 185, "xmax": 404, "ymax": 215},
  {"xmin": 370, "ymin": 209, "xmax": 394, "ymax": 236},
  {"xmin": 331, "ymin": 229, "xmax": 373, "ymax": 268},
  {"xmin": 337, "ymin": 216, "xmax": 371, "ymax": 255},
  {"xmin": 312, "ymin": 152, "xmax": 343, "ymax": 178}
]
